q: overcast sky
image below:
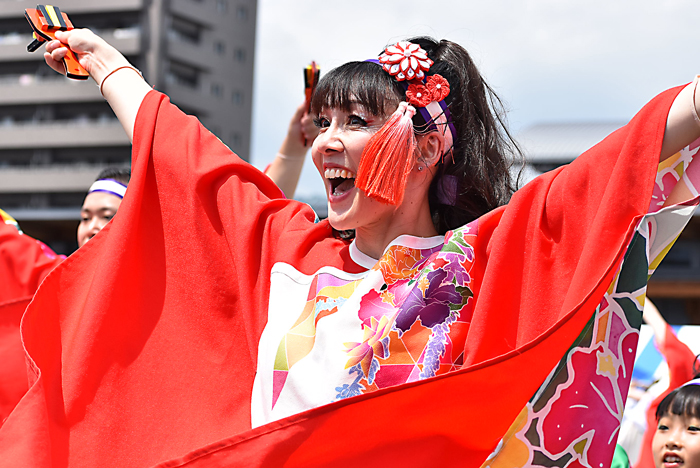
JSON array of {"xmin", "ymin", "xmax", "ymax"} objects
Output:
[{"xmin": 249, "ymin": 0, "xmax": 699, "ymax": 198}]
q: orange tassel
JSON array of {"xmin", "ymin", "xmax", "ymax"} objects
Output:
[{"xmin": 355, "ymin": 102, "xmax": 417, "ymax": 205}]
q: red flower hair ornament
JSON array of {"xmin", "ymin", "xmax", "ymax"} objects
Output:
[
  {"xmin": 378, "ymin": 41, "xmax": 432, "ymax": 81},
  {"xmin": 405, "ymin": 75, "xmax": 450, "ymax": 108},
  {"xmin": 355, "ymin": 41, "xmax": 452, "ymax": 206}
]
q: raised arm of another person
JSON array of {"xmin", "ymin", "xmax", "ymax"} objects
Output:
[
  {"xmin": 44, "ymin": 29, "xmax": 152, "ymax": 142},
  {"xmin": 661, "ymin": 75, "xmax": 700, "ymax": 161},
  {"xmin": 264, "ymin": 103, "xmax": 319, "ymax": 198}
]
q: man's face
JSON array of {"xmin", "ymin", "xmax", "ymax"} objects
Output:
[{"xmin": 76, "ymin": 191, "xmax": 122, "ymax": 247}]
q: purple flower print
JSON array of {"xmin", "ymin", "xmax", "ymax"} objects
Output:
[{"xmin": 395, "ymin": 270, "xmax": 462, "ymax": 333}]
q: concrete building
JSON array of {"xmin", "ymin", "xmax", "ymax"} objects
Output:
[{"xmin": 0, "ymin": 0, "xmax": 256, "ymax": 253}]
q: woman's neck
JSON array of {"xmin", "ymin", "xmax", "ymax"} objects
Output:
[{"xmin": 353, "ymin": 195, "xmax": 438, "ymax": 260}]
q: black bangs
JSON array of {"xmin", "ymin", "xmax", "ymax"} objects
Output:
[
  {"xmin": 656, "ymin": 385, "xmax": 700, "ymax": 420},
  {"xmin": 310, "ymin": 61, "xmax": 403, "ymax": 118}
]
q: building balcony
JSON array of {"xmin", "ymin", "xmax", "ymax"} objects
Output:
[
  {"xmin": 169, "ymin": 0, "xmax": 215, "ymax": 29},
  {"xmin": 0, "ymin": 29, "xmax": 141, "ymax": 62},
  {"xmin": 0, "ymin": 0, "xmax": 144, "ymax": 17},
  {"xmin": 0, "ymin": 120, "xmax": 129, "ymax": 149},
  {"xmin": 166, "ymin": 37, "xmax": 214, "ymax": 72},
  {"xmin": 0, "ymin": 75, "xmax": 102, "ymax": 105},
  {"xmin": 0, "ymin": 164, "xmax": 107, "ymax": 193},
  {"xmin": 165, "ymin": 81, "xmax": 220, "ymax": 116}
]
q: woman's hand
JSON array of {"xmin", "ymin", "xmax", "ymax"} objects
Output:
[
  {"xmin": 44, "ymin": 29, "xmax": 130, "ymax": 85},
  {"xmin": 43, "ymin": 29, "xmax": 151, "ymax": 143},
  {"xmin": 264, "ymin": 103, "xmax": 320, "ymax": 198}
]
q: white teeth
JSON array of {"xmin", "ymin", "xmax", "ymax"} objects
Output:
[{"xmin": 324, "ymin": 168, "xmax": 356, "ymax": 179}]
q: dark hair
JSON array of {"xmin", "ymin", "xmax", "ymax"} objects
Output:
[
  {"xmin": 656, "ymin": 384, "xmax": 700, "ymax": 421},
  {"xmin": 311, "ymin": 37, "xmax": 522, "ymax": 235},
  {"xmin": 95, "ymin": 167, "xmax": 131, "ymax": 186}
]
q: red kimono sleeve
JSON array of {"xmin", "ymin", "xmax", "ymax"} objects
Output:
[
  {"xmin": 0, "ymin": 218, "xmax": 64, "ymax": 423},
  {"xmin": 0, "ymin": 92, "xmax": 351, "ymax": 468},
  {"xmin": 0, "ymin": 219, "xmax": 64, "ymax": 304}
]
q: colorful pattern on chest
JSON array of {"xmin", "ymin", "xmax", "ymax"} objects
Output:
[{"xmin": 271, "ymin": 226, "xmax": 478, "ymax": 409}]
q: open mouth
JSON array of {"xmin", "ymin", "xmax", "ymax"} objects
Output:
[
  {"xmin": 325, "ymin": 168, "xmax": 356, "ymax": 197},
  {"xmin": 663, "ymin": 453, "xmax": 684, "ymax": 467}
]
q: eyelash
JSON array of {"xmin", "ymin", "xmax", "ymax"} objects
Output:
[{"xmin": 313, "ymin": 114, "xmax": 370, "ymax": 131}]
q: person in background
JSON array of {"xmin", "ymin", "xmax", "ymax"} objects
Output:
[
  {"xmin": 77, "ymin": 167, "xmax": 130, "ymax": 247},
  {"xmin": 652, "ymin": 378, "xmax": 700, "ymax": 468},
  {"xmin": 264, "ymin": 102, "xmax": 319, "ymax": 198},
  {"xmin": 0, "ymin": 167, "xmax": 129, "ymax": 422},
  {"xmin": 630, "ymin": 301, "xmax": 698, "ymax": 468}
]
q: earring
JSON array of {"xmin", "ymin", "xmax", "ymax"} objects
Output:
[{"xmin": 417, "ymin": 165, "xmax": 424, "ymax": 171}]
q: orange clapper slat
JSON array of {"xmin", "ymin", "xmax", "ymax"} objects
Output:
[{"xmin": 24, "ymin": 5, "xmax": 89, "ymax": 80}]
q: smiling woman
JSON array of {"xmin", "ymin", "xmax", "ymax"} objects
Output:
[{"xmin": 2, "ymin": 28, "xmax": 700, "ymax": 468}]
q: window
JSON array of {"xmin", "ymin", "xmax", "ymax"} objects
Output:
[
  {"xmin": 235, "ymin": 6, "xmax": 248, "ymax": 20},
  {"xmin": 231, "ymin": 90, "xmax": 243, "ymax": 105},
  {"xmin": 234, "ymin": 48, "xmax": 246, "ymax": 62},
  {"xmin": 211, "ymin": 83, "xmax": 223, "ymax": 97},
  {"xmin": 169, "ymin": 16, "xmax": 201, "ymax": 44},
  {"xmin": 230, "ymin": 132, "xmax": 242, "ymax": 150},
  {"xmin": 216, "ymin": 0, "xmax": 228, "ymax": 13},
  {"xmin": 165, "ymin": 61, "xmax": 199, "ymax": 89},
  {"xmin": 214, "ymin": 41, "xmax": 225, "ymax": 55}
]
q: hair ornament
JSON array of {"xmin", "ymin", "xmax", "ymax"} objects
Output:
[
  {"xmin": 356, "ymin": 101, "xmax": 417, "ymax": 206},
  {"xmin": 406, "ymin": 75, "xmax": 451, "ymax": 109},
  {"xmin": 355, "ymin": 41, "xmax": 454, "ymax": 206},
  {"xmin": 378, "ymin": 41, "xmax": 432, "ymax": 81}
]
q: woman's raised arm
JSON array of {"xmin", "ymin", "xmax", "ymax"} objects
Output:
[
  {"xmin": 44, "ymin": 29, "xmax": 152, "ymax": 143},
  {"xmin": 660, "ymin": 76, "xmax": 700, "ymax": 161}
]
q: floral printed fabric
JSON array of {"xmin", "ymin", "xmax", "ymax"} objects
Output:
[
  {"xmin": 252, "ymin": 231, "xmax": 479, "ymax": 425},
  {"xmin": 481, "ymin": 141, "xmax": 700, "ymax": 468},
  {"xmin": 252, "ymin": 139, "xmax": 696, "ymax": 429}
]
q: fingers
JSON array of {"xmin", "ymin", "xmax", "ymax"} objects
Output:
[
  {"xmin": 43, "ymin": 34, "xmax": 72, "ymax": 76},
  {"xmin": 300, "ymin": 112, "xmax": 319, "ymax": 146},
  {"xmin": 44, "ymin": 47, "xmax": 67, "ymax": 75},
  {"xmin": 42, "ymin": 29, "xmax": 130, "ymax": 82},
  {"xmin": 294, "ymin": 103, "xmax": 306, "ymax": 119}
]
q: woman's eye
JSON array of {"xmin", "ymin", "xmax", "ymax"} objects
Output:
[
  {"xmin": 313, "ymin": 117, "xmax": 329, "ymax": 129},
  {"xmin": 348, "ymin": 115, "xmax": 367, "ymax": 126},
  {"xmin": 689, "ymin": 425, "xmax": 700, "ymax": 432},
  {"xmin": 658, "ymin": 424, "xmax": 669, "ymax": 431}
]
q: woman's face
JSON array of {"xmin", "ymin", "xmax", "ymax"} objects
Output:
[
  {"xmin": 77, "ymin": 191, "xmax": 122, "ymax": 247},
  {"xmin": 312, "ymin": 103, "xmax": 397, "ymax": 233},
  {"xmin": 652, "ymin": 412, "xmax": 700, "ymax": 468}
]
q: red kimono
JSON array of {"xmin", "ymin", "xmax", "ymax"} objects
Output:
[
  {"xmin": 0, "ymin": 211, "xmax": 64, "ymax": 422},
  {"xmin": 0, "ymin": 86, "xmax": 697, "ymax": 468}
]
